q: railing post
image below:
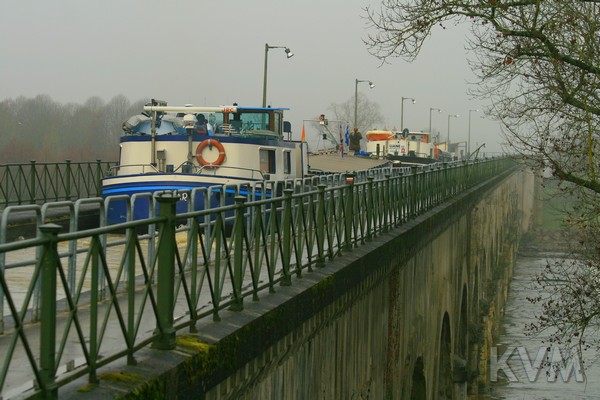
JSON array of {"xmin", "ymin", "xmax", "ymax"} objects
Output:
[
  {"xmin": 126, "ymin": 219, "xmax": 137, "ymax": 365},
  {"xmin": 96, "ymin": 160, "xmax": 102, "ymax": 197},
  {"xmin": 39, "ymin": 223, "xmax": 61, "ymax": 400},
  {"xmin": 443, "ymin": 163, "xmax": 449, "ymax": 201},
  {"xmin": 316, "ymin": 184, "xmax": 327, "ymax": 268},
  {"xmin": 88, "ymin": 236, "xmax": 100, "ymax": 385},
  {"xmin": 280, "ymin": 189, "xmax": 294, "ymax": 286},
  {"xmin": 152, "ymin": 192, "xmax": 178, "ymax": 350},
  {"xmin": 366, "ymin": 176, "xmax": 374, "ymax": 241},
  {"xmin": 344, "ymin": 173, "xmax": 355, "ymax": 251},
  {"xmin": 411, "ymin": 166, "xmax": 418, "ymax": 218},
  {"xmin": 0, "ymin": 164, "xmax": 5, "ymax": 208},
  {"xmin": 382, "ymin": 173, "xmax": 390, "ymax": 232},
  {"xmin": 29, "ymin": 160, "xmax": 36, "ymax": 204},
  {"xmin": 65, "ymin": 159, "xmax": 72, "ymax": 201},
  {"xmin": 230, "ymin": 196, "xmax": 246, "ymax": 311}
]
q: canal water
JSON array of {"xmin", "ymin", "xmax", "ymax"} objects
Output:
[{"xmin": 482, "ymin": 255, "xmax": 600, "ymax": 399}]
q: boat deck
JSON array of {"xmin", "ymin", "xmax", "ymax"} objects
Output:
[{"xmin": 307, "ymin": 152, "xmax": 390, "ymax": 174}]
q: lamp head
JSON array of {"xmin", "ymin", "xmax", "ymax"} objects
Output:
[
  {"xmin": 285, "ymin": 48, "xmax": 294, "ymax": 58},
  {"xmin": 183, "ymin": 114, "xmax": 195, "ymax": 129},
  {"xmin": 369, "ymin": 81, "xmax": 375, "ymax": 88}
]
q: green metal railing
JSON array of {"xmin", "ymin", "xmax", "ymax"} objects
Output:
[
  {"xmin": 0, "ymin": 157, "xmax": 515, "ymax": 399},
  {"xmin": 0, "ymin": 160, "xmax": 117, "ymax": 209}
]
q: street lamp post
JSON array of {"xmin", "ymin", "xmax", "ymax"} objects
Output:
[
  {"xmin": 354, "ymin": 79, "xmax": 375, "ymax": 130},
  {"xmin": 468, "ymin": 109, "xmax": 479, "ymax": 159},
  {"xmin": 262, "ymin": 43, "xmax": 294, "ymax": 107},
  {"xmin": 429, "ymin": 107, "xmax": 441, "ymax": 141},
  {"xmin": 400, "ymin": 97, "xmax": 416, "ymax": 131},
  {"xmin": 447, "ymin": 114, "xmax": 459, "ymax": 146}
]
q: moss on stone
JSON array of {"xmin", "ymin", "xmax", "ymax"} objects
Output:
[
  {"xmin": 311, "ymin": 274, "xmax": 334, "ymax": 298},
  {"xmin": 99, "ymin": 371, "xmax": 144, "ymax": 385},
  {"xmin": 76, "ymin": 383, "xmax": 98, "ymax": 393},
  {"xmin": 177, "ymin": 335, "xmax": 212, "ymax": 353}
]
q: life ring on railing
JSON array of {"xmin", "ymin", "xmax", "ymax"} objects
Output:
[{"xmin": 196, "ymin": 139, "xmax": 226, "ymax": 166}]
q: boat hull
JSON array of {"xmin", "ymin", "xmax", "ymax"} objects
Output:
[{"xmin": 101, "ymin": 173, "xmax": 265, "ymax": 224}]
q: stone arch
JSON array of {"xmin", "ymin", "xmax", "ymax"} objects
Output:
[
  {"xmin": 437, "ymin": 312, "xmax": 453, "ymax": 399},
  {"xmin": 410, "ymin": 356, "xmax": 426, "ymax": 399}
]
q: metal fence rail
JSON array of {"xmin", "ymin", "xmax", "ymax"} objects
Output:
[
  {"xmin": 0, "ymin": 157, "xmax": 515, "ymax": 399},
  {"xmin": 0, "ymin": 160, "xmax": 117, "ymax": 209}
]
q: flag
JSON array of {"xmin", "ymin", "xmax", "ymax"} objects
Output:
[
  {"xmin": 301, "ymin": 122, "xmax": 306, "ymax": 142},
  {"xmin": 345, "ymin": 125, "xmax": 350, "ymax": 146}
]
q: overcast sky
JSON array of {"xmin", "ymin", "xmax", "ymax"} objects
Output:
[{"xmin": 0, "ymin": 0, "xmax": 505, "ymax": 154}]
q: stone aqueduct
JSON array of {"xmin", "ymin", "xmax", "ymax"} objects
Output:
[{"xmin": 62, "ymin": 167, "xmax": 535, "ymax": 400}]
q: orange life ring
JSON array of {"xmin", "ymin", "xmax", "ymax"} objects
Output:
[{"xmin": 196, "ymin": 139, "xmax": 226, "ymax": 166}]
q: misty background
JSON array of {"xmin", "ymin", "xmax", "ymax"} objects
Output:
[{"xmin": 0, "ymin": 0, "xmax": 506, "ymax": 162}]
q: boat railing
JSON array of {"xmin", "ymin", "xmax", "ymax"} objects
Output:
[
  {"xmin": 107, "ymin": 163, "xmax": 160, "ymax": 176},
  {"xmin": 172, "ymin": 161, "xmax": 201, "ymax": 174},
  {"xmin": 197, "ymin": 165, "xmax": 266, "ymax": 180},
  {"xmin": 106, "ymin": 162, "xmax": 267, "ymax": 180}
]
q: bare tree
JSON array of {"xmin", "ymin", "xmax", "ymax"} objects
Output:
[
  {"xmin": 365, "ymin": 1, "xmax": 599, "ymax": 192},
  {"xmin": 364, "ymin": 1, "xmax": 600, "ymax": 352},
  {"xmin": 329, "ymin": 95, "xmax": 385, "ymax": 134}
]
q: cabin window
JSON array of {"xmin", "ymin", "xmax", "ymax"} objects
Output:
[
  {"xmin": 247, "ymin": 112, "xmax": 270, "ymax": 131},
  {"xmin": 260, "ymin": 149, "xmax": 276, "ymax": 173},
  {"xmin": 273, "ymin": 112, "xmax": 282, "ymax": 135},
  {"xmin": 283, "ymin": 151, "xmax": 291, "ymax": 174}
]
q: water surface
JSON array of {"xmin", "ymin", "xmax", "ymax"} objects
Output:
[{"xmin": 483, "ymin": 256, "xmax": 600, "ymax": 399}]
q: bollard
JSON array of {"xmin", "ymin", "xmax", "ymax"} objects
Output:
[
  {"xmin": 39, "ymin": 223, "xmax": 62, "ymax": 400},
  {"xmin": 152, "ymin": 192, "xmax": 178, "ymax": 350}
]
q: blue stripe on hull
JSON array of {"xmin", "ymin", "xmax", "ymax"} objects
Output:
[{"xmin": 102, "ymin": 180, "xmax": 269, "ymax": 224}]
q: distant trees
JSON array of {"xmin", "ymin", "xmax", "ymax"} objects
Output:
[
  {"xmin": 328, "ymin": 95, "xmax": 385, "ymax": 134},
  {"xmin": 0, "ymin": 95, "xmax": 148, "ymax": 163},
  {"xmin": 364, "ymin": 1, "xmax": 600, "ymax": 354}
]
